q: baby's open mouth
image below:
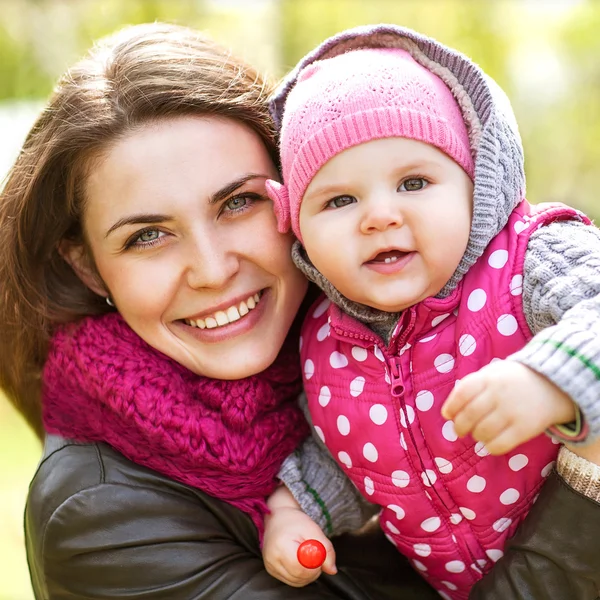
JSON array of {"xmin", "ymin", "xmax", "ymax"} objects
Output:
[
  {"xmin": 184, "ymin": 291, "xmax": 263, "ymax": 330},
  {"xmin": 367, "ymin": 250, "xmax": 408, "ymax": 264}
]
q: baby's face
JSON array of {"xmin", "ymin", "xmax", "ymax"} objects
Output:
[{"xmin": 299, "ymin": 137, "xmax": 473, "ymax": 312}]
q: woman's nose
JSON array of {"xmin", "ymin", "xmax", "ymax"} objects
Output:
[
  {"xmin": 185, "ymin": 231, "xmax": 240, "ymax": 290},
  {"xmin": 359, "ymin": 196, "xmax": 404, "ymax": 234}
]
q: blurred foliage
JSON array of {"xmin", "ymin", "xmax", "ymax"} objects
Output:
[{"xmin": 1, "ymin": 1, "xmax": 600, "ymax": 599}]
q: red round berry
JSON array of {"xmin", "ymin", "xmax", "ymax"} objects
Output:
[{"xmin": 297, "ymin": 539, "xmax": 327, "ymax": 569}]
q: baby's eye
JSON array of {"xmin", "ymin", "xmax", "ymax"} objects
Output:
[
  {"xmin": 399, "ymin": 178, "xmax": 428, "ymax": 192},
  {"xmin": 326, "ymin": 195, "xmax": 356, "ymax": 209}
]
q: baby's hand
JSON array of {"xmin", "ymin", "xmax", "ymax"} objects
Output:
[
  {"xmin": 442, "ymin": 360, "xmax": 575, "ymax": 455},
  {"xmin": 263, "ymin": 485, "xmax": 336, "ymax": 587}
]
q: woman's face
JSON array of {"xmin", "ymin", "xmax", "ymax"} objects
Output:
[{"xmin": 72, "ymin": 116, "xmax": 307, "ymax": 379}]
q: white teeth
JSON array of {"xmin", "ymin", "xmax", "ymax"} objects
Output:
[
  {"xmin": 384, "ymin": 256, "xmax": 399, "ymax": 264},
  {"xmin": 185, "ymin": 292, "xmax": 262, "ymax": 330},
  {"xmin": 226, "ymin": 306, "xmax": 241, "ymax": 322}
]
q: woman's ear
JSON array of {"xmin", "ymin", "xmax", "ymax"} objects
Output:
[{"xmin": 59, "ymin": 240, "xmax": 107, "ymax": 297}]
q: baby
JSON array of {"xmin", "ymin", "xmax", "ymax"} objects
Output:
[{"xmin": 263, "ymin": 25, "xmax": 600, "ymax": 600}]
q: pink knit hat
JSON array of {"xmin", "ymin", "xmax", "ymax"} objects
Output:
[{"xmin": 266, "ymin": 47, "xmax": 474, "ymax": 242}]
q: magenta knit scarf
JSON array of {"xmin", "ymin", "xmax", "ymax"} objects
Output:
[{"xmin": 42, "ymin": 313, "xmax": 309, "ymax": 535}]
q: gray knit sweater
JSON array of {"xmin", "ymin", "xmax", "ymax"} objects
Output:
[{"xmin": 272, "ymin": 24, "xmax": 600, "ymax": 535}]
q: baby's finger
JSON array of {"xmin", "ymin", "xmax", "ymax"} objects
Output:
[
  {"xmin": 451, "ymin": 392, "xmax": 495, "ymax": 438},
  {"xmin": 471, "ymin": 410, "xmax": 510, "ymax": 446},
  {"xmin": 483, "ymin": 426, "xmax": 526, "ymax": 456},
  {"xmin": 321, "ymin": 540, "xmax": 337, "ymax": 575},
  {"xmin": 442, "ymin": 373, "xmax": 487, "ymax": 420}
]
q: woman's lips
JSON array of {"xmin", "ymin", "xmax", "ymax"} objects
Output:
[{"xmin": 178, "ymin": 289, "xmax": 269, "ymax": 343}]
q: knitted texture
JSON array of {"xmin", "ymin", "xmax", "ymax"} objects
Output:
[
  {"xmin": 557, "ymin": 446, "xmax": 600, "ymax": 503},
  {"xmin": 42, "ymin": 313, "xmax": 309, "ymax": 536},
  {"xmin": 266, "ymin": 47, "xmax": 473, "ymax": 243},
  {"xmin": 269, "ymin": 24, "xmax": 525, "ymax": 296}
]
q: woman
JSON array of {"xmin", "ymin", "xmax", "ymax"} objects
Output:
[{"xmin": 0, "ymin": 21, "xmax": 598, "ymax": 600}]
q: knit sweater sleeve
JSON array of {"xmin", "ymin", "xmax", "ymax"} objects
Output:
[
  {"xmin": 277, "ymin": 393, "xmax": 378, "ymax": 536},
  {"xmin": 509, "ymin": 219, "xmax": 600, "ymax": 442}
]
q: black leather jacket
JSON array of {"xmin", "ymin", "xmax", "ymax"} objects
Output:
[{"xmin": 26, "ymin": 436, "xmax": 600, "ymax": 599}]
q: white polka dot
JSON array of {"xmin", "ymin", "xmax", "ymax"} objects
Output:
[
  {"xmin": 384, "ymin": 369, "xmax": 391, "ymax": 384},
  {"xmin": 474, "ymin": 441, "xmax": 490, "ymax": 457},
  {"xmin": 338, "ymin": 451, "xmax": 352, "ymax": 468},
  {"xmin": 414, "ymin": 543, "xmax": 431, "ymax": 557},
  {"xmin": 351, "ymin": 346, "xmax": 368, "ymax": 362},
  {"xmin": 349, "ymin": 376, "xmax": 365, "ymax": 397},
  {"xmin": 514, "ymin": 220, "xmax": 527, "ymax": 234},
  {"xmin": 385, "ymin": 533, "xmax": 397, "ymax": 546},
  {"xmin": 442, "ymin": 581, "xmax": 458, "ymax": 591},
  {"xmin": 387, "ymin": 504, "xmax": 405, "ymax": 520},
  {"xmin": 312, "ymin": 297, "xmax": 330, "ymax": 318},
  {"xmin": 467, "ymin": 288, "xmax": 487, "ymax": 312},
  {"xmin": 364, "ymin": 476, "xmax": 375, "ymax": 495},
  {"xmin": 442, "ymin": 421, "xmax": 458, "ymax": 442},
  {"xmin": 313, "ymin": 426, "xmax": 325, "ymax": 443},
  {"xmin": 493, "ymin": 517, "xmax": 512, "ymax": 532},
  {"xmin": 432, "ymin": 313, "xmax": 451, "ymax": 327},
  {"xmin": 399, "ymin": 342, "xmax": 411, "ymax": 355},
  {"xmin": 450, "ymin": 513, "xmax": 462, "ymax": 525},
  {"xmin": 337, "ymin": 415, "xmax": 350, "ymax": 436},
  {"xmin": 500, "ymin": 488, "xmax": 520, "ymax": 505},
  {"xmin": 508, "ymin": 454, "xmax": 529, "ymax": 471},
  {"xmin": 488, "ymin": 249, "xmax": 509, "ymax": 269},
  {"xmin": 458, "ymin": 334, "xmax": 477, "ymax": 357},
  {"xmin": 391, "ymin": 470, "xmax": 410, "ymax": 488},
  {"xmin": 471, "ymin": 563, "xmax": 483, "ymax": 574},
  {"xmin": 330, "ymin": 351, "xmax": 349, "ymax": 369},
  {"xmin": 385, "ymin": 521, "xmax": 400, "ymax": 535},
  {"xmin": 435, "ymin": 456, "xmax": 453, "ymax": 474},
  {"xmin": 316, "ymin": 322, "xmax": 330, "ymax": 341},
  {"xmin": 373, "ymin": 346, "xmax": 385, "ymax": 362},
  {"xmin": 434, "ymin": 353, "xmax": 455, "ymax": 373},
  {"xmin": 459, "ymin": 506, "xmax": 477, "ymax": 520},
  {"xmin": 369, "ymin": 404, "xmax": 388, "ymax": 425},
  {"xmin": 541, "ymin": 461, "xmax": 555, "ymax": 477},
  {"xmin": 419, "ymin": 334, "xmax": 437, "ymax": 343},
  {"xmin": 399, "ymin": 432, "xmax": 407, "ymax": 450},
  {"xmin": 420, "ymin": 516, "xmax": 441, "ymax": 532},
  {"xmin": 486, "ymin": 549, "xmax": 504, "ymax": 562},
  {"xmin": 438, "ymin": 592, "xmax": 452, "ymax": 600},
  {"xmin": 363, "ymin": 442, "xmax": 378, "ymax": 463},
  {"xmin": 304, "ymin": 359, "xmax": 315, "ymax": 380},
  {"xmin": 476, "ymin": 559, "xmax": 487, "ymax": 569},
  {"xmin": 497, "ymin": 314, "xmax": 518, "ymax": 336},
  {"xmin": 413, "ymin": 559, "xmax": 428, "ymax": 572},
  {"xmin": 510, "ymin": 274, "xmax": 523, "ymax": 296},
  {"xmin": 421, "ymin": 470, "xmax": 437, "ymax": 486},
  {"xmin": 318, "ymin": 386, "xmax": 331, "ymax": 407},
  {"xmin": 416, "ymin": 390, "xmax": 434, "ymax": 411},
  {"xmin": 467, "ymin": 475, "xmax": 487, "ymax": 493},
  {"xmin": 445, "ymin": 560, "xmax": 465, "ymax": 573}
]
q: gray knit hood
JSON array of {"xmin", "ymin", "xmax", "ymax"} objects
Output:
[{"xmin": 270, "ymin": 24, "xmax": 525, "ymax": 327}]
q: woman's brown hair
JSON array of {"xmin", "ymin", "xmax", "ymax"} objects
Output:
[{"xmin": 0, "ymin": 22, "xmax": 278, "ymax": 438}]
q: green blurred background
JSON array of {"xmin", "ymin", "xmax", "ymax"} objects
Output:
[{"xmin": 1, "ymin": 1, "xmax": 599, "ymax": 598}]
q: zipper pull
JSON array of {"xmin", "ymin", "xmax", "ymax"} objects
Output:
[{"xmin": 389, "ymin": 356, "xmax": 404, "ymax": 397}]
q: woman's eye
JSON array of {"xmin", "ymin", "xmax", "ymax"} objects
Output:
[
  {"xmin": 399, "ymin": 178, "xmax": 427, "ymax": 192},
  {"xmin": 224, "ymin": 196, "xmax": 248, "ymax": 211},
  {"xmin": 326, "ymin": 195, "xmax": 356, "ymax": 209},
  {"xmin": 138, "ymin": 229, "xmax": 161, "ymax": 242}
]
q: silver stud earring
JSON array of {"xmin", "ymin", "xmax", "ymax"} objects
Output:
[{"xmin": 106, "ymin": 296, "xmax": 115, "ymax": 307}]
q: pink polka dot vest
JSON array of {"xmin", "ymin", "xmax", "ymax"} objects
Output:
[{"xmin": 302, "ymin": 200, "xmax": 589, "ymax": 599}]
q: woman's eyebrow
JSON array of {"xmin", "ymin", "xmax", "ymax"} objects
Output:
[
  {"xmin": 208, "ymin": 173, "xmax": 269, "ymax": 205},
  {"xmin": 105, "ymin": 174, "xmax": 270, "ymax": 238}
]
